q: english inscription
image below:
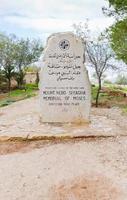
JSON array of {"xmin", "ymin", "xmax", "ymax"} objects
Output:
[{"xmin": 40, "ymin": 32, "xmax": 91, "ymax": 123}]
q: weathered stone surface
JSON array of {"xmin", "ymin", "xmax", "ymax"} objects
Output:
[{"xmin": 39, "ymin": 32, "xmax": 91, "ymax": 123}]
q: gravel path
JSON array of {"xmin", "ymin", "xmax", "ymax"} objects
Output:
[
  {"xmin": 0, "ymin": 97, "xmax": 127, "ymax": 199},
  {"xmin": 0, "ymin": 96, "xmax": 127, "ymax": 140},
  {"xmin": 0, "ymin": 137, "xmax": 127, "ymax": 199}
]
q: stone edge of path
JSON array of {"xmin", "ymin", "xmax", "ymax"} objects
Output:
[{"xmin": 0, "ymin": 133, "xmax": 125, "ymax": 142}]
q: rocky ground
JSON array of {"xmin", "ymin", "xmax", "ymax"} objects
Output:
[
  {"xmin": 0, "ymin": 97, "xmax": 127, "ymax": 199},
  {"xmin": 0, "ymin": 96, "xmax": 127, "ymax": 140}
]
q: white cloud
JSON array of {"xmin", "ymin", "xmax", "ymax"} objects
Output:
[
  {"xmin": 0, "ymin": 0, "xmax": 108, "ymax": 19},
  {"xmin": 4, "ymin": 17, "xmax": 72, "ymax": 32},
  {"xmin": 3, "ymin": 15, "xmax": 113, "ymax": 33},
  {"xmin": 0, "ymin": 0, "xmax": 113, "ymax": 41}
]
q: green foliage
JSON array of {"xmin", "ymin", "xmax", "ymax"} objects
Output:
[
  {"xmin": 0, "ymin": 70, "xmax": 7, "ymax": 91},
  {"xmin": 122, "ymin": 106, "xmax": 127, "ymax": 113},
  {"xmin": 115, "ymin": 74, "xmax": 127, "ymax": 85},
  {"xmin": 0, "ymin": 83, "xmax": 38, "ymax": 107},
  {"xmin": 14, "ymin": 38, "xmax": 43, "ymax": 88},
  {"xmin": 25, "ymin": 65, "xmax": 39, "ymax": 72},
  {"xmin": 104, "ymin": 0, "xmax": 127, "ymax": 64},
  {"xmin": 91, "ymin": 86, "xmax": 98, "ymax": 101},
  {"xmin": 92, "ymin": 84, "xmax": 127, "ymax": 113},
  {"xmin": 26, "ymin": 83, "xmax": 38, "ymax": 90},
  {"xmin": 0, "ymin": 99, "xmax": 16, "ymax": 107},
  {"xmin": 0, "ymin": 34, "xmax": 17, "ymax": 91},
  {"xmin": 103, "ymin": 0, "xmax": 127, "ymax": 17},
  {"xmin": 103, "ymin": 80, "xmax": 113, "ymax": 85},
  {"xmin": 110, "ymin": 18, "xmax": 127, "ymax": 64},
  {"xmin": 0, "ymin": 32, "xmax": 43, "ymax": 92},
  {"xmin": 108, "ymin": 0, "xmax": 127, "ymax": 14}
]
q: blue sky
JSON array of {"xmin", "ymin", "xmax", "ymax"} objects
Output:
[{"xmin": 0, "ymin": 0, "xmax": 114, "ymax": 44}]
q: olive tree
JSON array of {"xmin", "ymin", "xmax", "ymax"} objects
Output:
[
  {"xmin": 14, "ymin": 38, "xmax": 43, "ymax": 88},
  {"xmin": 0, "ymin": 33, "xmax": 16, "ymax": 91}
]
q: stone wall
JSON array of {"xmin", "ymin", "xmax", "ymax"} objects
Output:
[{"xmin": 24, "ymin": 72, "xmax": 37, "ymax": 84}]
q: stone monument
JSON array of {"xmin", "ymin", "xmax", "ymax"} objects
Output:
[{"xmin": 39, "ymin": 32, "xmax": 91, "ymax": 123}]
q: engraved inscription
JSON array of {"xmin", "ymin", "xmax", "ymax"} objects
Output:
[
  {"xmin": 48, "ymin": 53, "xmax": 81, "ymax": 81},
  {"xmin": 42, "ymin": 87, "xmax": 86, "ymax": 107},
  {"xmin": 40, "ymin": 32, "xmax": 91, "ymax": 123}
]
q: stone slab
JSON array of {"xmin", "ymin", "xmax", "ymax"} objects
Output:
[{"xmin": 39, "ymin": 32, "xmax": 91, "ymax": 123}]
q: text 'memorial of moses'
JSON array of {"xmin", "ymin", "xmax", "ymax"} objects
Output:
[{"xmin": 40, "ymin": 32, "xmax": 91, "ymax": 123}]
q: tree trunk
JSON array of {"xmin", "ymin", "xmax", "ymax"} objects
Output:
[
  {"xmin": 36, "ymin": 71, "xmax": 39, "ymax": 86},
  {"xmin": 95, "ymin": 78, "xmax": 101, "ymax": 107},
  {"xmin": 8, "ymin": 78, "xmax": 11, "ymax": 92}
]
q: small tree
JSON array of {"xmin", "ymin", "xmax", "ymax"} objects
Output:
[
  {"xmin": 86, "ymin": 40, "xmax": 116, "ymax": 107},
  {"xmin": 74, "ymin": 22, "xmax": 116, "ymax": 107},
  {"xmin": 0, "ymin": 33, "xmax": 16, "ymax": 92}
]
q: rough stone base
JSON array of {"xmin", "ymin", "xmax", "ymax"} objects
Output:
[{"xmin": 0, "ymin": 97, "xmax": 127, "ymax": 141}]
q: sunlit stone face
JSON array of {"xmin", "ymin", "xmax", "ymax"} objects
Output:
[{"xmin": 39, "ymin": 32, "xmax": 91, "ymax": 123}]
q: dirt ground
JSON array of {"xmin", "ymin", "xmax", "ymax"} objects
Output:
[
  {"xmin": 0, "ymin": 137, "xmax": 127, "ymax": 200},
  {"xmin": 0, "ymin": 97, "xmax": 127, "ymax": 199}
]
